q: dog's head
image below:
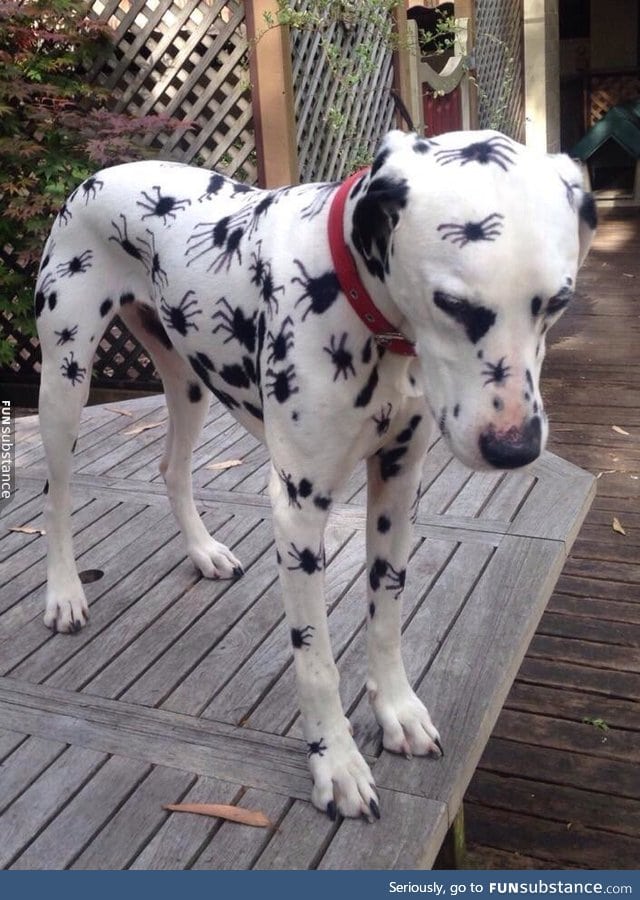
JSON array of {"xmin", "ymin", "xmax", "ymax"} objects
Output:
[{"xmin": 349, "ymin": 129, "xmax": 597, "ymax": 470}]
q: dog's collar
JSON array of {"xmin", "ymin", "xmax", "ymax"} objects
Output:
[{"xmin": 328, "ymin": 169, "xmax": 416, "ymax": 356}]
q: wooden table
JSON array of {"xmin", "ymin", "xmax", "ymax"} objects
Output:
[{"xmin": 0, "ymin": 395, "xmax": 595, "ymax": 869}]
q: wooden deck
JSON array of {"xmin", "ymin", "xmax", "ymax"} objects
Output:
[
  {"xmin": 1, "ymin": 212, "xmax": 637, "ymax": 870},
  {"xmin": 465, "ymin": 212, "xmax": 640, "ymax": 869},
  {"xmin": 1, "ymin": 388, "xmax": 595, "ymax": 868}
]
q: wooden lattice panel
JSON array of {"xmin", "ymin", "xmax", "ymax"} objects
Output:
[
  {"xmin": 475, "ymin": 0, "xmax": 525, "ymax": 143},
  {"xmin": 90, "ymin": 0, "xmax": 257, "ymax": 182},
  {"xmin": 290, "ymin": 3, "xmax": 396, "ymax": 183},
  {"xmin": 589, "ymin": 73, "xmax": 640, "ymax": 125}
]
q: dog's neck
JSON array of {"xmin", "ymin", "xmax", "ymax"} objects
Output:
[{"xmin": 331, "ymin": 172, "xmax": 416, "ymax": 357}]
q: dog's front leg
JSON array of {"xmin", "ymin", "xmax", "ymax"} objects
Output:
[
  {"xmin": 365, "ymin": 408, "xmax": 443, "ymax": 758},
  {"xmin": 268, "ymin": 463, "xmax": 379, "ymax": 821}
]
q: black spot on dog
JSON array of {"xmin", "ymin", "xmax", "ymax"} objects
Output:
[
  {"xmin": 298, "ymin": 478, "xmax": 313, "ymax": 498},
  {"xmin": 219, "ymin": 363, "xmax": 251, "ymax": 389},
  {"xmin": 377, "ymin": 514, "xmax": 391, "ymax": 533},
  {"xmin": 313, "ymin": 494, "xmax": 332, "ymax": 510},
  {"xmin": 369, "ymin": 601, "xmax": 376, "ymax": 618},
  {"xmin": 453, "ymin": 403, "xmax": 460, "ymax": 418},
  {"xmin": 354, "ymin": 365, "xmax": 379, "ymax": 408},
  {"xmin": 100, "ymin": 298, "xmax": 113, "ymax": 318},
  {"xmin": 120, "ymin": 292, "xmax": 135, "ymax": 306},
  {"xmin": 377, "ymin": 445, "xmax": 407, "ymax": 481},
  {"xmin": 188, "ymin": 382, "xmax": 202, "ymax": 403},
  {"xmin": 243, "ymin": 400, "xmax": 264, "ymax": 420},
  {"xmin": 531, "ymin": 295, "xmax": 542, "ymax": 316},
  {"xmin": 433, "ymin": 291, "xmax": 496, "ymax": 344}
]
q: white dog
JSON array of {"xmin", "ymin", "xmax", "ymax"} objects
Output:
[{"xmin": 35, "ymin": 129, "xmax": 596, "ymax": 821}]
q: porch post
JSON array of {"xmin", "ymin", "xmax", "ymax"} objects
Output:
[
  {"xmin": 245, "ymin": 0, "xmax": 299, "ymax": 188},
  {"xmin": 523, "ymin": 0, "xmax": 561, "ymax": 152}
]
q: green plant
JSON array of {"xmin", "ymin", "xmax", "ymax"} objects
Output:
[
  {"xmin": 0, "ymin": 0, "xmax": 189, "ymax": 367},
  {"xmin": 262, "ymin": 0, "xmax": 403, "ymax": 172}
]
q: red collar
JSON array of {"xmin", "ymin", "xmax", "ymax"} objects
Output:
[{"xmin": 328, "ymin": 169, "xmax": 416, "ymax": 357}]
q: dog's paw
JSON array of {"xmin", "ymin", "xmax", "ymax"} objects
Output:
[
  {"xmin": 188, "ymin": 537, "xmax": 244, "ymax": 580},
  {"xmin": 44, "ymin": 582, "xmax": 89, "ymax": 634},
  {"xmin": 368, "ymin": 681, "xmax": 442, "ymax": 759},
  {"xmin": 308, "ymin": 731, "xmax": 380, "ymax": 821}
]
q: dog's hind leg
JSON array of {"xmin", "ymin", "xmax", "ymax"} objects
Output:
[
  {"xmin": 365, "ymin": 402, "xmax": 442, "ymax": 758},
  {"xmin": 37, "ymin": 274, "xmax": 108, "ymax": 632},
  {"xmin": 119, "ymin": 304, "xmax": 243, "ymax": 579}
]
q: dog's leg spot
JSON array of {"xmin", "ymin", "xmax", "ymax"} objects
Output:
[
  {"xmin": 377, "ymin": 514, "xmax": 391, "ymax": 533},
  {"xmin": 493, "ymin": 396, "xmax": 504, "ymax": 411},
  {"xmin": 100, "ymin": 298, "xmax": 113, "ymax": 317},
  {"xmin": 188, "ymin": 382, "xmax": 202, "ymax": 403},
  {"xmin": 369, "ymin": 601, "xmax": 376, "ymax": 618},
  {"xmin": 453, "ymin": 403, "xmax": 460, "ymax": 418}
]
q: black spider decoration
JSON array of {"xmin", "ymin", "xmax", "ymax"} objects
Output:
[
  {"xmin": 292, "ymin": 260, "xmax": 341, "ymax": 321},
  {"xmin": 266, "ymin": 365, "xmax": 298, "ymax": 403},
  {"xmin": 482, "ymin": 356, "xmax": 512, "ymax": 386},
  {"xmin": 249, "ymin": 244, "xmax": 285, "ymax": 314},
  {"xmin": 56, "ymin": 250, "xmax": 93, "ymax": 277},
  {"xmin": 55, "ymin": 325, "xmax": 78, "ymax": 346},
  {"xmin": 437, "ymin": 212, "xmax": 504, "ymax": 247},
  {"xmin": 137, "ymin": 186, "xmax": 191, "ymax": 224},
  {"xmin": 287, "ymin": 542, "xmax": 324, "ymax": 575},
  {"xmin": 323, "ymin": 332, "xmax": 355, "ymax": 381},
  {"xmin": 307, "ymin": 738, "xmax": 327, "ymax": 758},
  {"xmin": 369, "ymin": 556, "xmax": 406, "ymax": 599},
  {"xmin": 57, "ymin": 202, "xmax": 72, "ymax": 226},
  {"xmin": 60, "ymin": 351, "xmax": 86, "ymax": 386},
  {"xmin": 79, "ymin": 176, "xmax": 104, "ymax": 204},
  {"xmin": 434, "ymin": 137, "xmax": 517, "ymax": 172},
  {"xmin": 199, "ymin": 172, "xmax": 228, "ymax": 201},
  {"xmin": 137, "ymin": 229, "xmax": 168, "ymax": 287},
  {"xmin": 278, "ymin": 469, "xmax": 312, "ymax": 508},
  {"xmin": 301, "ymin": 183, "xmax": 337, "ymax": 221},
  {"xmin": 291, "ymin": 625, "xmax": 314, "ymax": 649},
  {"xmin": 373, "ymin": 402, "xmax": 393, "ymax": 436},
  {"xmin": 246, "ymin": 193, "xmax": 276, "ymax": 237},
  {"xmin": 212, "ymin": 297, "xmax": 257, "ymax": 353},
  {"xmin": 160, "ymin": 290, "xmax": 202, "ymax": 336},
  {"xmin": 109, "ymin": 215, "xmax": 148, "ymax": 265},
  {"xmin": 267, "ymin": 316, "xmax": 294, "ymax": 364},
  {"xmin": 185, "ymin": 215, "xmax": 245, "ymax": 272}
]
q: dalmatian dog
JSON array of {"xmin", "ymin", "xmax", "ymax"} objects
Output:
[{"xmin": 35, "ymin": 129, "xmax": 596, "ymax": 822}]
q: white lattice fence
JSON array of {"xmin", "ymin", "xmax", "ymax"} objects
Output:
[
  {"xmin": 475, "ymin": 0, "xmax": 525, "ymax": 142},
  {"xmin": 90, "ymin": 0, "xmax": 257, "ymax": 182},
  {"xmin": 290, "ymin": 3, "xmax": 397, "ymax": 183}
]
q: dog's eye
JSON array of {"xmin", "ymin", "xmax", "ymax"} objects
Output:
[
  {"xmin": 433, "ymin": 290, "xmax": 496, "ymax": 344},
  {"xmin": 546, "ymin": 287, "xmax": 573, "ymax": 316}
]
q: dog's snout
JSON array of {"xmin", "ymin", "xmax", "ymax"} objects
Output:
[{"xmin": 479, "ymin": 416, "xmax": 542, "ymax": 469}]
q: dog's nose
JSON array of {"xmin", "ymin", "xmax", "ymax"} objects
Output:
[{"xmin": 479, "ymin": 416, "xmax": 542, "ymax": 469}]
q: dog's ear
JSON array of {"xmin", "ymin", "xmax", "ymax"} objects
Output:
[
  {"xmin": 351, "ymin": 140, "xmax": 409, "ymax": 281},
  {"xmin": 548, "ymin": 153, "xmax": 597, "ymax": 267}
]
